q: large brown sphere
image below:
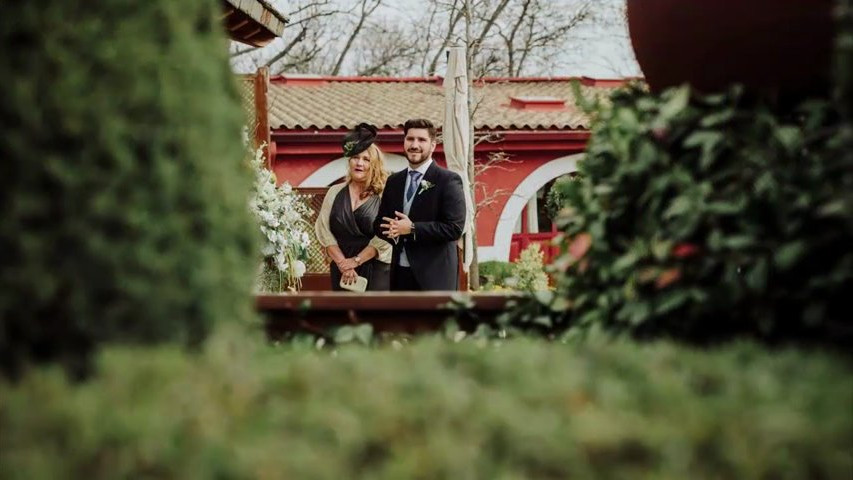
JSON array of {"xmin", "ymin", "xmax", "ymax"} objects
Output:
[{"xmin": 627, "ymin": 0, "xmax": 835, "ymax": 94}]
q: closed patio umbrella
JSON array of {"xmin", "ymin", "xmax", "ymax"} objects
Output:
[{"xmin": 443, "ymin": 45, "xmax": 475, "ymax": 273}]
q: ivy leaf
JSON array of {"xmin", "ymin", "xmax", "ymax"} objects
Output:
[
  {"xmin": 618, "ymin": 301, "xmax": 651, "ymax": 325},
  {"xmin": 550, "ymin": 296, "xmax": 572, "ymax": 312},
  {"xmin": 651, "ymin": 239, "xmax": 673, "ymax": 261},
  {"xmin": 334, "ymin": 326, "xmax": 355, "ymax": 344},
  {"xmin": 613, "ymin": 251, "xmax": 639, "ymax": 272},
  {"xmin": 699, "ymin": 108, "xmax": 735, "ymax": 127},
  {"xmin": 683, "ymin": 130, "xmax": 724, "ymax": 169},
  {"xmin": 722, "ymin": 235, "xmax": 755, "ymax": 250},
  {"xmin": 745, "ymin": 258, "xmax": 769, "ymax": 291},
  {"xmin": 664, "ymin": 196, "xmax": 692, "ymax": 218},
  {"xmin": 817, "ymin": 200, "xmax": 847, "ymax": 217},
  {"xmin": 658, "ymin": 86, "xmax": 691, "ymax": 122},
  {"xmin": 354, "ymin": 324, "xmax": 373, "ymax": 345},
  {"xmin": 534, "ymin": 290, "xmax": 554, "ymax": 306},
  {"xmin": 774, "ymin": 241, "xmax": 806, "ymax": 270},
  {"xmin": 705, "ymin": 199, "xmax": 743, "ymax": 215},
  {"xmin": 450, "ymin": 293, "xmax": 475, "ymax": 309},
  {"xmin": 533, "ymin": 316, "xmax": 553, "ymax": 328},
  {"xmin": 655, "ymin": 289, "xmax": 690, "ymax": 314},
  {"xmin": 774, "ymin": 126, "xmax": 803, "ymax": 154}
]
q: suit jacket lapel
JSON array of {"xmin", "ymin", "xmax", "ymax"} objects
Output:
[{"xmin": 389, "ymin": 170, "xmax": 407, "ymax": 210}]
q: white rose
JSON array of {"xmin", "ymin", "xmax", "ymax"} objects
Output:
[
  {"xmin": 274, "ymin": 254, "xmax": 288, "ymax": 271},
  {"xmin": 293, "ymin": 260, "xmax": 307, "ymax": 278}
]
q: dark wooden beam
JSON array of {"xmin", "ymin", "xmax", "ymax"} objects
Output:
[
  {"xmin": 243, "ymin": 27, "xmax": 263, "ymax": 41},
  {"xmin": 258, "ymin": 292, "xmax": 522, "ymax": 337},
  {"xmin": 254, "ymin": 67, "xmax": 271, "ymax": 168},
  {"xmin": 228, "ymin": 19, "xmax": 250, "ymax": 32}
]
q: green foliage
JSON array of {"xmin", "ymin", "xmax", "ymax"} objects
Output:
[
  {"xmin": 0, "ymin": 0, "xmax": 257, "ymax": 378},
  {"xmin": 502, "ymin": 2, "xmax": 853, "ymax": 345},
  {"xmin": 478, "ymin": 260, "xmax": 515, "ymax": 290},
  {"xmin": 511, "ymin": 243, "xmax": 550, "ymax": 291},
  {"xmin": 480, "ymin": 249, "xmax": 550, "ymax": 292},
  {"xmin": 1, "ymin": 331, "xmax": 850, "ymax": 479},
  {"xmin": 545, "ymin": 173, "xmax": 578, "ymax": 219},
  {"xmin": 541, "ymin": 83, "xmax": 853, "ymax": 345}
]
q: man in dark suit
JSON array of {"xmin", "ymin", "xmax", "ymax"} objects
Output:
[{"xmin": 374, "ymin": 118, "xmax": 466, "ymax": 291}]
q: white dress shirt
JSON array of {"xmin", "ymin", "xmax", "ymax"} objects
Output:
[{"xmin": 399, "ymin": 159, "xmax": 432, "ymax": 267}]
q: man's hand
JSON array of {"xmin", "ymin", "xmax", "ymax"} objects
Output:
[
  {"xmin": 381, "ymin": 211, "xmax": 413, "ymax": 238},
  {"xmin": 393, "ymin": 211, "xmax": 413, "ymax": 235},
  {"xmin": 379, "ymin": 216, "xmax": 397, "ymax": 239},
  {"xmin": 337, "ymin": 257, "xmax": 358, "ymax": 272}
]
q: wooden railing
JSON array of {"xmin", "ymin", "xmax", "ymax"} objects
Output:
[{"xmin": 258, "ymin": 292, "xmax": 522, "ymax": 338}]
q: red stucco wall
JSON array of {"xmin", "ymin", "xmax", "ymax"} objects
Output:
[{"xmin": 271, "ymin": 129, "xmax": 588, "ymax": 252}]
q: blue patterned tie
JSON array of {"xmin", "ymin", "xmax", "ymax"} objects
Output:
[{"xmin": 406, "ymin": 170, "xmax": 422, "ymax": 202}]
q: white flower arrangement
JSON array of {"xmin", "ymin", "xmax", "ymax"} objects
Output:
[{"xmin": 248, "ymin": 144, "xmax": 311, "ymax": 291}]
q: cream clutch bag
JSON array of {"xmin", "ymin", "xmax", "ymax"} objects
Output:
[{"xmin": 339, "ymin": 275, "xmax": 368, "ymax": 293}]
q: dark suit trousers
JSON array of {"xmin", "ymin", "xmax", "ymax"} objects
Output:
[{"xmin": 391, "ymin": 266, "xmax": 421, "ymax": 291}]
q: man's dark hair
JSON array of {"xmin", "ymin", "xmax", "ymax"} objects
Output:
[{"xmin": 403, "ymin": 118, "xmax": 437, "ymax": 140}]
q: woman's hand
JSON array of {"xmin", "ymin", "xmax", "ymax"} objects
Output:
[
  {"xmin": 337, "ymin": 257, "xmax": 359, "ymax": 272},
  {"xmin": 341, "ymin": 268, "xmax": 358, "ymax": 285}
]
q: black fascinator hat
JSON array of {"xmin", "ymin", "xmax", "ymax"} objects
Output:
[{"xmin": 342, "ymin": 123, "xmax": 378, "ymax": 157}]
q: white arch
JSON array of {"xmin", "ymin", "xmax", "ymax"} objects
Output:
[
  {"xmin": 299, "ymin": 154, "xmax": 409, "ymax": 187},
  {"xmin": 478, "ymin": 153, "xmax": 583, "ymax": 262}
]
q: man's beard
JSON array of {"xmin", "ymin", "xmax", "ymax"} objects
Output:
[{"xmin": 406, "ymin": 147, "xmax": 432, "ymax": 165}]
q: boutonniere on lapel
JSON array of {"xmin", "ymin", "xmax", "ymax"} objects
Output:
[{"xmin": 418, "ymin": 180, "xmax": 435, "ymax": 196}]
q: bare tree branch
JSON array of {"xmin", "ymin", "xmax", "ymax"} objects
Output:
[
  {"xmin": 265, "ymin": 25, "xmax": 308, "ymax": 69},
  {"xmin": 354, "ymin": 22, "xmax": 421, "ymax": 76},
  {"xmin": 426, "ymin": 0, "xmax": 465, "ymax": 75},
  {"xmin": 469, "ymin": 0, "xmax": 512, "ymax": 54},
  {"xmin": 473, "ymin": 151, "xmax": 519, "ymax": 217},
  {"xmin": 497, "ymin": 0, "xmax": 531, "ymax": 76},
  {"xmin": 230, "ymin": 45, "xmax": 260, "ymax": 58},
  {"xmin": 331, "ymin": 0, "xmax": 382, "ymax": 76}
]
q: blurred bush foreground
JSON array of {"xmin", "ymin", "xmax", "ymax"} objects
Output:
[
  {"xmin": 0, "ymin": 0, "xmax": 851, "ymax": 478},
  {"xmin": 512, "ymin": 2, "xmax": 853, "ymax": 347},
  {"xmin": 0, "ymin": 0, "xmax": 257, "ymax": 378},
  {"xmin": 2, "ymin": 332, "xmax": 852, "ymax": 479}
]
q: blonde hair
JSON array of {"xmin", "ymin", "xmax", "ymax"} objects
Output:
[{"xmin": 346, "ymin": 143, "xmax": 389, "ymax": 197}]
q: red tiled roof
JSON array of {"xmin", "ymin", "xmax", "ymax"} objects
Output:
[{"xmin": 268, "ymin": 76, "xmax": 629, "ymax": 131}]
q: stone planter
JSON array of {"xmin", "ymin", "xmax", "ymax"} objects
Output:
[{"xmin": 626, "ymin": 0, "xmax": 835, "ymax": 94}]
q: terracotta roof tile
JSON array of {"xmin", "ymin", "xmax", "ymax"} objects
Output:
[{"xmin": 268, "ymin": 77, "xmax": 625, "ymax": 131}]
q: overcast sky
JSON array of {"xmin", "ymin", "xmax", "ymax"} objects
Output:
[{"xmin": 261, "ymin": 0, "xmax": 641, "ymax": 78}]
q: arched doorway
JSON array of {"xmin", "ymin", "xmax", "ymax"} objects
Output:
[{"xmin": 478, "ymin": 153, "xmax": 582, "ymax": 263}]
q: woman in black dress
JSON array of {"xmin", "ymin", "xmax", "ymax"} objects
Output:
[{"xmin": 314, "ymin": 124, "xmax": 391, "ymax": 291}]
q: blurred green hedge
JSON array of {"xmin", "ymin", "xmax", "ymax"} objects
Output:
[
  {"xmin": 541, "ymin": 83, "xmax": 853, "ymax": 345},
  {"xmin": 523, "ymin": 0, "xmax": 853, "ymax": 345},
  {"xmin": 1, "ymin": 332, "xmax": 850, "ymax": 479},
  {"xmin": 0, "ymin": 0, "xmax": 256, "ymax": 378}
]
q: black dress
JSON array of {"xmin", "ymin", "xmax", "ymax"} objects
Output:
[{"xmin": 328, "ymin": 186, "xmax": 390, "ymax": 291}]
